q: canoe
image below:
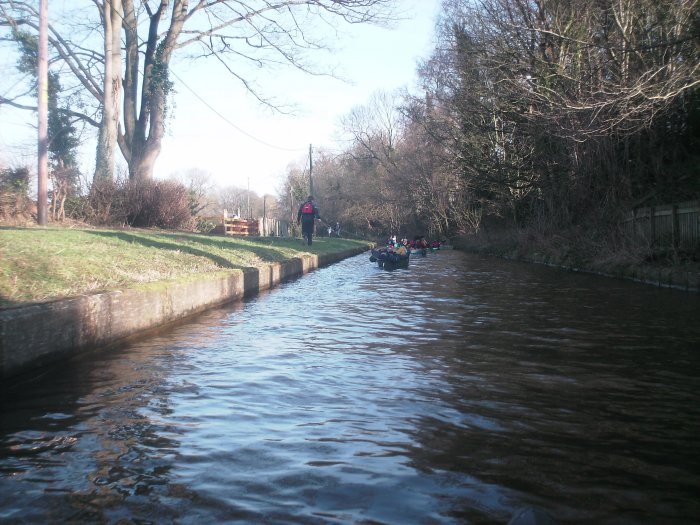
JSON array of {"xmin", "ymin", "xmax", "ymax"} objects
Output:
[{"xmin": 369, "ymin": 248, "xmax": 410, "ymax": 270}]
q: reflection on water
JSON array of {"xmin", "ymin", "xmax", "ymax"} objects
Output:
[{"xmin": 1, "ymin": 250, "xmax": 699, "ymax": 524}]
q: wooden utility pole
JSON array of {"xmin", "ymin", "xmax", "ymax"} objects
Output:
[
  {"xmin": 262, "ymin": 195, "xmax": 266, "ymax": 236},
  {"xmin": 37, "ymin": 0, "xmax": 49, "ymax": 226},
  {"xmin": 308, "ymin": 143, "xmax": 314, "ymax": 197}
]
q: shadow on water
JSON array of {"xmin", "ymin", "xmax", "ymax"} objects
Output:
[
  {"xmin": 397, "ymin": 254, "xmax": 700, "ymax": 524},
  {"xmin": 1, "ymin": 250, "xmax": 699, "ymax": 524},
  {"xmin": 1, "ymin": 338, "xmax": 174, "ymax": 522},
  {"xmin": 0, "ymin": 299, "xmax": 254, "ymax": 523},
  {"xmin": 0, "ymin": 294, "xmax": 26, "ymax": 310}
]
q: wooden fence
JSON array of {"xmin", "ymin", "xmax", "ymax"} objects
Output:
[
  {"xmin": 223, "ymin": 218, "xmax": 258, "ymax": 236},
  {"xmin": 623, "ymin": 200, "xmax": 699, "ymax": 249},
  {"xmin": 256, "ymin": 217, "xmax": 290, "ymax": 237},
  {"xmin": 208, "ymin": 210, "xmax": 291, "ymax": 237}
]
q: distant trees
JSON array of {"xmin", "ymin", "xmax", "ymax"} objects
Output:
[
  {"xmin": 169, "ymin": 168, "xmax": 217, "ymax": 217},
  {"xmin": 218, "ymin": 184, "xmax": 267, "ymax": 220},
  {"xmin": 278, "ymin": 0, "xmax": 699, "ymax": 242},
  {"xmin": 276, "ymin": 90, "xmax": 449, "ymax": 239},
  {"xmin": 411, "ymin": 0, "xmax": 700, "ymax": 228},
  {"xmin": 340, "ymin": 91, "xmax": 411, "ymax": 234},
  {"xmin": 4, "ymin": 0, "xmax": 696, "ymax": 242},
  {"xmin": 404, "ymin": 0, "xmax": 700, "ymax": 233},
  {"xmin": 7, "ymin": 27, "xmax": 82, "ymax": 221}
]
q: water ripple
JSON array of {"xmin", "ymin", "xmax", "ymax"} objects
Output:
[{"xmin": 1, "ymin": 251, "xmax": 700, "ymax": 524}]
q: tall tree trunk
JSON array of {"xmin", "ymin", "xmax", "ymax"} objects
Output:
[
  {"xmin": 119, "ymin": 0, "xmax": 184, "ymax": 182},
  {"xmin": 129, "ymin": 145, "xmax": 161, "ymax": 181},
  {"xmin": 94, "ymin": 0, "xmax": 123, "ymax": 183}
]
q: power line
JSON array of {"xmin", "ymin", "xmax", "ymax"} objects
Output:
[
  {"xmin": 169, "ymin": 68, "xmax": 307, "ymax": 153},
  {"xmin": 92, "ymin": 2, "xmax": 308, "ymax": 155},
  {"xmin": 15, "ymin": 3, "xmax": 309, "ymax": 159}
]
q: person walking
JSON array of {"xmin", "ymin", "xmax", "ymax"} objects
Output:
[{"xmin": 297, "ymin": 195, "xmax": 320, "ymax": 246}]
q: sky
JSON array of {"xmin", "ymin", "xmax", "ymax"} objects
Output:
[{"xmin": 0, "ymin": 0, "xmax": 442, "ymax": 197}]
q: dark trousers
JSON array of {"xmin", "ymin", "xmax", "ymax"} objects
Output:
[{"xmin": 301, "ymin": 218, "xmax": 315, "ymax": 245}]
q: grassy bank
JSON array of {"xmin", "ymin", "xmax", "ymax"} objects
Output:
[{"xmin": 0, "ymin": 226, "xmax": 372, "ymax": 309}]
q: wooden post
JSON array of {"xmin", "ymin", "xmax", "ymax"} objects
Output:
[
  {"xmin": 308, "ymin": 144, "xmax": 314, "ymax": 197},
  {"xmin": 263, "ymin": 195, "xmax": 267, "ymax": 237},
  {"xmin": 672, "ymin": 203, "xmax": 680, "ymax": 249},
  {"xmin": 37, "ymin": 0, "xmax": 49, "ymax": 226},
  {"xmin": 697, "ymin": 200, "xmax": 700, "ymax": 248}
]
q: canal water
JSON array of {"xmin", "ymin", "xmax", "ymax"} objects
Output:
[{"xmin": 1, "ymin": 250, "xmax": 699, "ymax": 524}]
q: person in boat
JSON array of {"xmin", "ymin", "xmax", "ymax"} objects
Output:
[
  {"xmin": 413, "ymin": 235, "xmax": 428, "ymax": 249},
  {"xmin": 297, "ymin": 195, "xmax": 321, "ymax": 246}
]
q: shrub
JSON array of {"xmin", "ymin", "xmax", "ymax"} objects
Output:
[
  {"xmin": 83, "ymin": 178, "xmax": 194, "ymax": 229},
  {"xmin": 0, "ymin": 167, "xmax": 33, "ymax": 219},
  {"xmin": 121, "ymin": 179, "xmax": 193, "ymax": 229},
  {"xmin": 87, "ymin": 178, "xmax": 120, "ymax": 225},
  {"xmin": 63, "ymin": 194, "xmax": 92, "ymax": 221},
  {"xmin": 194, "ymin": 216, "xmax": 218, "ymax": 234}
]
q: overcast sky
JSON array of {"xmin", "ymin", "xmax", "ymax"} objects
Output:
[{"xmin": 0, "ymin": 0, "xmax": 442, "ymax": 196}]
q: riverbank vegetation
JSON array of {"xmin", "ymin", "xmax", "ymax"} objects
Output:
[
  {"xmin": 1, "ymin": 0, "xmax": 698, "ymax": 276},
  {"xmin": 280, "ymin": 0, "xmax": 698, "ymax": 269},
  {"xmin": 0, "ymin": 227, "xmax": 368, "ymax": 308}
]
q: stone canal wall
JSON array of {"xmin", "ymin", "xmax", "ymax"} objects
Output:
[
  {"xmin": 0, "ymin": 247, "xmax": 368, "ymax": 379},
  {"xmin": 451, "ymin": 236, "xmax": 699, "ymax": 293}
]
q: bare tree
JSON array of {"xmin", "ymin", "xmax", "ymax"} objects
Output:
[
  {"xmin": 94, "ymin": 0, "xmax": 123, "ymax": 183},
  {"xmin": 169, "ymin": 167, "xmax": 217, "ymax": 216},
  {"xmin": 410, "ymin": 0, "xmax": 700, "ymax": 233},
  {"xmin": 218, "ymin": 183, "xmax": 264, "ymax": 219},
  {"xmin": 338, "ymin": 89, "xmax": 421, "ymax": 235},
  {"xmin": 1, "ymin": 0, "xmax": 396, "ymax": 184}
]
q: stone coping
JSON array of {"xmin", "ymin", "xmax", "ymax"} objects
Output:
[{"xmin": 0, "ymin": 246, "xmax": 368, "ymax": 379}]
